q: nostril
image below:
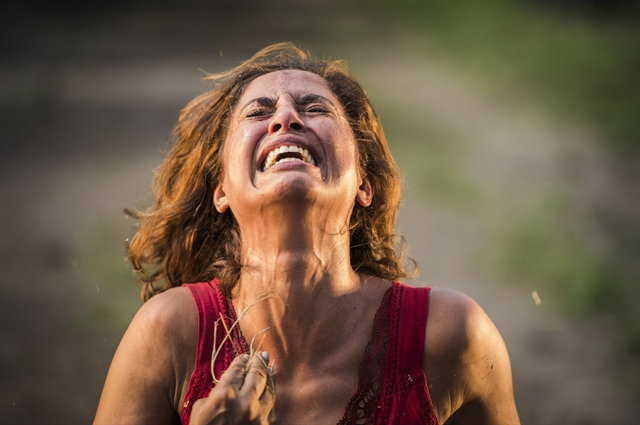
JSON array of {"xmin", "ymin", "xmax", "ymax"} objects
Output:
[
  {"xmin": 271, "ymin": 123, "xmax": 282, "ymax": 132},
  {"xmin": 290, "ymin": 122, "xmax": 302, "ymax": 131}
]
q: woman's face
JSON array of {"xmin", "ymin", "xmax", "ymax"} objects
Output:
[{"xmin": 214, "ymin": 70, "xmax": 371, "ymax": 225}]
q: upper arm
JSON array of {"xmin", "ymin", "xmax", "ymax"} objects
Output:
[
  {"xmin": 425, "ymin": 288, "xmax": 520, "ymax": 425},
  {"xmin": 94, "ymin": 287, "xmax": 197, "ymax": 425}
]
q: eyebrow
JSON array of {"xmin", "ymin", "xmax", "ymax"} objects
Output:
[
  {"xmin": 244, "ymin": 97, "xmax": 277, "ymax": 108},
  {"xmin": 239, "ymin": 93, "xmax": 337, "ymax": 112}
]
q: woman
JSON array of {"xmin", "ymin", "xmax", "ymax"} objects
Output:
[{"xmin": 94, "ymin": 43, "xmax": 520, "ymax": 424}]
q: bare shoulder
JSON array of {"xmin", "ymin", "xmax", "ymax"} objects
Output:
[
  {"xmin": 94, "ymin": 287, "xmax": 197, "ymax": 425},
  {"xmin": 426, "ymin": 288, "xmax": 493, "ymax": 357},
  {"xmin": 136, "ymin": 286, "xmax": 197, "ymax": 341},
  {"xmin": 425, "ymin": 288, "xmax": 520, "ymax": 425},
  {"xmin": 123, "ymin": 286, "xmax": 198, "ymax": 364}
]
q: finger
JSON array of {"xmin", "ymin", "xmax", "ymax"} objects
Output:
[
  {"xmin": 191, "ymin": 385, "xmax": 236, "ymax": 425},
  {"xmin": 217, "ymin": 353, "xmax": 250, "ymax": 391},
  {"xmin": 260, "ymin": 369, "xmax": 276, "ymax": 413},
  {"xmin": 238, "ymin": 351, "xmax": 270, "ymax": 398}
]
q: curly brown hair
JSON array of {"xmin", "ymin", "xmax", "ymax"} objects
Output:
[{"xmin": 127, "ymin": 42, "xmax": 416, "ymax": 301}]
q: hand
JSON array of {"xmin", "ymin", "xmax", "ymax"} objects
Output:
[{"xmin": 190, "ymin": 352, "xmax": 275, "ymax": 425}]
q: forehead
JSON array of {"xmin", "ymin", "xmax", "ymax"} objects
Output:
[{"xmin": 238, "ymin": 70, "xmax": 338, "ymax": 105}]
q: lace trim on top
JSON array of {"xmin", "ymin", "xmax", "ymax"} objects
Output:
[{"xmin": 338, "ymin": 285, "xmax": 393, "ymax": 425}]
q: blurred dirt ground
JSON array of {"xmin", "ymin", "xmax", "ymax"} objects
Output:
[{"xmin": 1, "ymin": 3, "xmax": 638, "ymax": 424}]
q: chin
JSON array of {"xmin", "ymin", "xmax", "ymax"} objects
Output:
[
  {"xmin": 256, "ymin": 169, "xmax": 320, "ymax": 200},
  {"xmin": 270, "ymin": 177, "xmax": 319, "ymax": 204}
]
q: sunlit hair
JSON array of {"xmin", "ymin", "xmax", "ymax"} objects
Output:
[{"xmin": 127, "ymin": 42, "xmax": 416, "ymax": 301}]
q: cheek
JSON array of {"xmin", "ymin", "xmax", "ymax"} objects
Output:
[
  {"xmin": 239, "ymin": 125, "xmax": 260, "ymax": 140},
  {"xmin": 225, "ymin": 126, "xmax": 258, "ymax": 163},
  {"xmin": 329, "ymin": 129, "xmax": 359, "ymax": 168},
  {"xmin": 318, "ymin": 119, "xmax": 356, "ymax": 152}
]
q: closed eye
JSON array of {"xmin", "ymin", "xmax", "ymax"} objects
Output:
[
  {"xmin": 305, "ymin": 105, "xmax": 330, "ymax": 114},
  {"xmin": 245, "ymin": 108, "xmax": 273, "ymax": 118}
]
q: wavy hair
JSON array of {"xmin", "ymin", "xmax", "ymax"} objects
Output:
[{"xmin": 127, "ymin": 42, "xmax": 416, "ymax": 301}]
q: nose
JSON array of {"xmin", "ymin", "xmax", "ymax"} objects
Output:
[{"xmin": 268, "ymin": 105, "xmax": 305, "ymax": 134}]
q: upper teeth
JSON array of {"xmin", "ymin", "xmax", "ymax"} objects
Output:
[{"xmin": 263, "ymin": 145, "xmax": 317, "ymax": 171}]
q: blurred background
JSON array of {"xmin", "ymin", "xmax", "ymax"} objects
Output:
[{"xmin": 1, "ymin": 1, "xmax": 638, "ymax": 423}]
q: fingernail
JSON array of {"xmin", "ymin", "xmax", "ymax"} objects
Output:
[
  {"xmin": 241, "ymin": 353, "xmax": 250, "ymax": 362},
  {"xmin": 261, "ymin": 351, "xmax": 269, "ymax": 362}
]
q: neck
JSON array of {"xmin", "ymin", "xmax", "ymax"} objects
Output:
[
  {"xmin": 229, "ymin": 203, "xmax": 374, "ymax": 367},
  {"xmin": 233, "ymin": 195, "xmax": 389, "ymax": 371},
  {"xmin": 233, "ymin": 245, "xmax": 361, "ymax": 351}
]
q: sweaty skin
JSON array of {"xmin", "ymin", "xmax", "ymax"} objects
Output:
[{"xmin": 94, "ymin": 70, "xmax": 520, "ymax": 425}]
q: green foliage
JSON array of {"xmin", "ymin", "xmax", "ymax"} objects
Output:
[
  {"xmin": 74, "ymin": 215, "xmax": 140, "ymax": 332},
  {"xmin": 494, "ymin": 190, "xmax": 640, "ymax": 363},
  {"xmin": 382, "ymin": 1, "xmax": 640, "ymax": 152},
  {"xmin": 378, "ymin": 106, "xmax": 478, "ymax": 207}
]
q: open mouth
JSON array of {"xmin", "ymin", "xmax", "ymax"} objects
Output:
[{"xmin": 262, "ymin": 145, "xmax": 317, "ymax": 172}]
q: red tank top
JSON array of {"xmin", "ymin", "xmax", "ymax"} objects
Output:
[{"xmin": 180, "ymin": 280, "xmax": 438, "ymax": 425}]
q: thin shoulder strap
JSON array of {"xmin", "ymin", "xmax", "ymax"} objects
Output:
[
  {"xmin": 184, "ymin": 280, "xmax": 225, "ymax": 376},
  {"xmin": 181, "ymin": 280, "xmax": 227, "ymax": 425},
  {"xmin": 395, "ymin": 283, "xmax": 431, "ymax": 372}
]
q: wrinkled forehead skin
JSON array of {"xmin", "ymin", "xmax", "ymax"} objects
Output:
[{"xmin": 240, "ymin": 70, "xmax": 336, "ymax": 103}]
